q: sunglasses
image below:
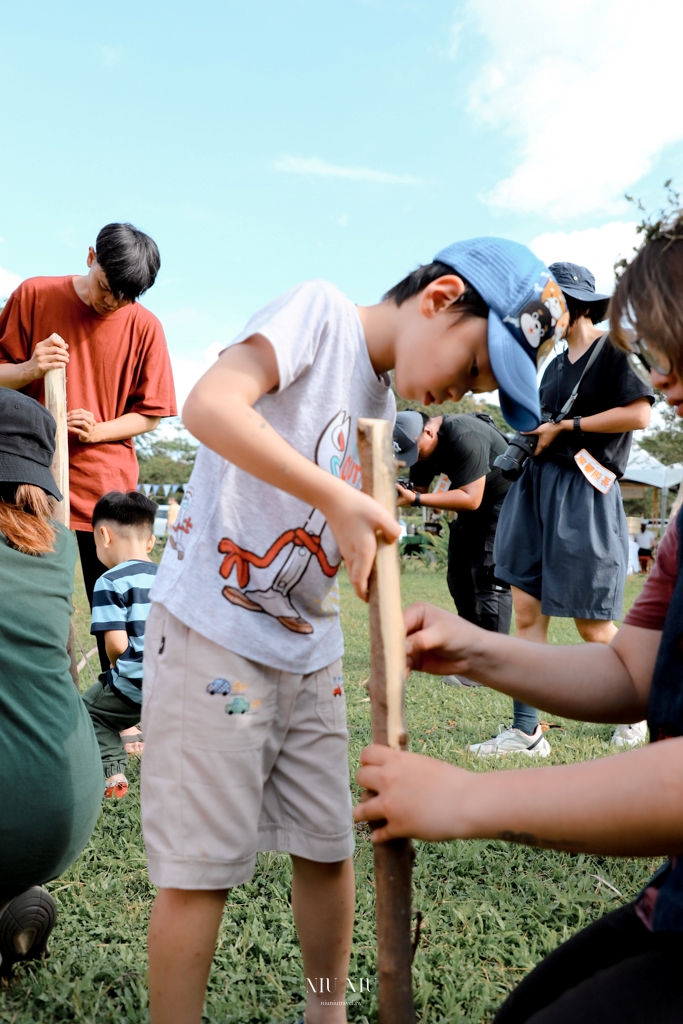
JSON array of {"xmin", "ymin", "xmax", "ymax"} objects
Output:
[{"xmin": 628, "ymin": 338, "xmax": 673, "ymax": 386}]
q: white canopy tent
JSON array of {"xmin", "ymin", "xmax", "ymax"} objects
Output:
[{"xmin": 622, "ymin": 444, "xmax": 683, "ymax": 534}]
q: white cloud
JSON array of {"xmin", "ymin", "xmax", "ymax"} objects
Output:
[
  {"xmin": 529, "ymin": 221, "xmax": 640, "ymax": 295},
  {"xmin": 274, "ymin": 156, "xmax": 423, "ymax": 186},
  {"xmin": 0, "ymin": 266, "xmax": 21, "ymax": 300},
  {"xmin": 463, "ymin": 0, "xmax": 683, "ymax": 218}
]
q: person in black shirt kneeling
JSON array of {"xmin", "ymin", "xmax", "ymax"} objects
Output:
[{"xmin": 394, "ymin": 410, "xmax": 512, "ymax": 686}]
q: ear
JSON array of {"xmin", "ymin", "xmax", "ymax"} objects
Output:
[
  {"xmin": 87, "ymin": 246, "xmax": 96, "ymax": 269},
  {"xmin": 147, "ymin": 535, "xmax": 156, "ymax": 553},
  {"xmin": 419, "ymin": 275, "xmax": 466, "ymax": 319},
  {"xmin": 98, "ymin": 524, "xmax": 113, "ymax": 547}
]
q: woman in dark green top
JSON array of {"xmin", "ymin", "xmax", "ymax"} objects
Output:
[{"xmin": 0, "ymin": 389, "xmax": 101, "ymax": 973}]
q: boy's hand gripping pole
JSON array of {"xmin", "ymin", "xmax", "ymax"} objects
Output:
[
  {"xmin": 44, "ymin": 364, "xmax": 78, "ymax": 688},
  {"xmin": 357, "ymin": 417, "xmax": 416, "ymax": 1024}
]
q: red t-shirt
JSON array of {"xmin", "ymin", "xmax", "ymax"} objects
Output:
[
  {"xmin": 624, "ymin": 517, "xmax": 680, "ymax": 931},
  {"xmin": 0, "ymin": 276, "xmax": 176, "ymax": 530},
  {"xmin": 624, "ymin": 519, "xmax": 678, "ymax": 631}
]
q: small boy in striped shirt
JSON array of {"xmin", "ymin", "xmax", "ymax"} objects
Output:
[{"xmin": 82, "ymin": 491, "xmax": 159, "ymax": 799}]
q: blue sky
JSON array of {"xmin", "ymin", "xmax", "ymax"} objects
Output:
[{"xmin": 2, "ymin": 0, "xmax": 682, "ymax": 406}]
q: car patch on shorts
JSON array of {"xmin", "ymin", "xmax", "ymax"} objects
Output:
[
  {"xmin": 206, "ymin": 677, "xmax": 232, "ymax": 695},
  {"xmin": 332, "ymin": 674, "xmax": 344, "ymax": 697},
  {"xmin": 206, "ymin": 677, "xmax": 261, "ymax": 714}
]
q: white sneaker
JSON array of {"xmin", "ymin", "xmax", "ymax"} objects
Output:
[
  {"xmin": 469, "ymin": 724, "xmax": 551, "ymax": 758},
  {"xmin": 443, "ymin": 674, "xmax": 483, "ymax": 688},
  {"xmin": 610, "ymin": 721, "xmax": 648, "ymax": 748}
]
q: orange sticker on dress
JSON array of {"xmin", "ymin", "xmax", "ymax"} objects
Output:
[{"xmin": 574, "ymin": 449, "xmax": 616, "ymax": 494}]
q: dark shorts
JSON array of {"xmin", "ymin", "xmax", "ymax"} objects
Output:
[
  {"xmin": 493, "ymin": 902, "xmax": 683, "ymax": 1024},
  {"xmin": 493, "ymin": 458, "xmax": 628, "ymax": 621}
]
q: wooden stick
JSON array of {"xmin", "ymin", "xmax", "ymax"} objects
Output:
[
  {"xmin": 44, "ymin": 364, "xmax": 79, "ymax": 688},
  {"xmin": 44, "ymin": 364, "xmax": 70, "ymax": 528},
  {"xmin": 357, "ymin": 417, "xmax": 416, "ymax": 1024}
]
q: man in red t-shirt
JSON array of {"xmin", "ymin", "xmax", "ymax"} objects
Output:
[{"xmin": 0, "ymin": 222, "xmax": 177, "ymax": 669}]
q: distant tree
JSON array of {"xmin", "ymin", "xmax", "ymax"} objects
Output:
[
  {"xmin": 639, "ymin": 402, "xmax": 683, "ymax": 466},
  {"xmin": 136, "ymin": 420, "xmax": 198, "ymax": 485}
]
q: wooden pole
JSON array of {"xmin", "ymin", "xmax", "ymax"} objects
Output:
[
  {"xmin": 44, "ymin": 363, "xmax": 70, "ymax": 528},
  {"xmin": 357, "ymin": 417, "xmax": 416, "ymax": 1024},
  {"xmin": 44, "ymin": 364, "xmax": 79, "ymax": 688}
]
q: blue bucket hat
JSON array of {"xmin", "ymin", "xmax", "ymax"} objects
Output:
[{"xmin": 434, "ymin": 238, "xmax": 569, "ymax": 431}]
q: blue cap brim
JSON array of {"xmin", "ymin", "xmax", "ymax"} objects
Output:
[{"xmin": 487, "ymin": 310, "xmax": 542, "ymax": 431}]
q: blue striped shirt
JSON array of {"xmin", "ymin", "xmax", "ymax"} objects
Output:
[{"xmin": 91, "ymin": 559, "xmax": 158, "ymax": 705}]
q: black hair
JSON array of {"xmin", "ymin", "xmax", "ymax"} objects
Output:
[
  {"xmin": 92, "ymin": 490, "xmax": 158, "ymax": 535},
  {"xmin": 565, "ymin": 293, "xmax": 609, "ymax": 326},
  {"xmin": 95, "ymin": 223, "xmax": 161, "ymax": 301},
  {"xmin": 418, "ymin": 410, "xmax": 430, "ymax": 428},
  {"xmin": 383, "ymin": 261, "xmax": 489, "ymax": 320}
]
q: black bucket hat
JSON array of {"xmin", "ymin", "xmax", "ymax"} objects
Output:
[
  {"xmin": 0, "ymin": 388, "xmax": 63, "ymax": 500},
  {"xmin": 548, "ymin": 262, "xmax": 611, "ymax": 304}
]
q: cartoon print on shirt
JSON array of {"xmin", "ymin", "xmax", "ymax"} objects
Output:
[
  {"xmin": 218, "ymin": 409, "xmax": 360, "ymax": 635},
  {"xmin": 168, "ymin": 487, "xmax": 194, "ymax": 560}
]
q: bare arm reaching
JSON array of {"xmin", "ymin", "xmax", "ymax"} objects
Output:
[
  {"xmin": 182, "ymin": 334, "xmax": 400, "ymax": 600},
  {"xmin": 404, "ymin": 602, "xmax": 658, "ymax": 723},
  {"xmin": 396, "ymin": 475, "xmax": 486, "ymax": 511},
  {"xmin": 0, "ymin": 333, "xmax": 69, "ymax": 388},
  {"xmin": 66, "ymin": 411, "xmax": 160, "ymax": 444},
  {"xmin": 354, "ymin": 738, "xmax": 683, "ymax": 856}
]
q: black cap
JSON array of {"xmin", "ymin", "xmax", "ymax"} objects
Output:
[
  {"xmin": 0, "ymin": 388, "xmax": 63, "ymax": 500},
  {"xmin": 393, "ymin": 411, "xmax": 425, "ymax": 467},
  {"xmin": 548, "ymin": 262, "xmax": 611, "ymax": 305}
]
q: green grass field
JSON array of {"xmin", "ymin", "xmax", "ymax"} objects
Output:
[{"xmin": 0, "ymin": 562, "xmax": 654, "ymax": 1024}]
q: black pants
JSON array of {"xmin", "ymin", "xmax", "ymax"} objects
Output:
[
  {"xmin": 446, "ymin": 507, "xmax": 512, "ymax": 635},
  {"xmin": 493, "ymin": 902, "xmax": 683, "ymax": 1023},
  {"xmin": 76, "ymin": 530, "xmax": 110, "ymax": 672}
]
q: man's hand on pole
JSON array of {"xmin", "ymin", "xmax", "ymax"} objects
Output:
[{"xmin": 27, "ymin": 333, "xmax": 69, "ymax": 381}]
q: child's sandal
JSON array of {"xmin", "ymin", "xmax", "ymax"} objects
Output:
[{"xmin": 104, "ymin": 775, "xmax": 129, "ymax": 799}]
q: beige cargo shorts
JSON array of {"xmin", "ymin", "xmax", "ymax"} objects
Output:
[{"xmin": 141, "ymin": 603, "xmax": 354, "ymax": 889}]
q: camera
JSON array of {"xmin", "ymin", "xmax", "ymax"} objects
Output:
[
  {"xmin": 493, "ymin": 433, "xmax": 539, "ymax": 480},
  {"xmin": 397, "ymin": 476, "xmax": 415, "ymax": 491},
  {"xmin": 493, "ymin": 414, "xmax": 552, "ymax": 480}
]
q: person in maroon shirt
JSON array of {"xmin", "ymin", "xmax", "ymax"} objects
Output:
[
  {"xmin": 0, "ymin": 223, "xmax": 176, "ymax": 671},
  {"xmin": 354, "ymin": 213, "xmax": 683, "ymax": 1023}
]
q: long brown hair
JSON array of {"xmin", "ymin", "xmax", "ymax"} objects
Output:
[
  {"xmin": 610, "ymin": 213, "xmax": 683, "ymax": 372},
  {"xmin": 0, "ymin": 484, "xmax": 57, "ymax": 555}
]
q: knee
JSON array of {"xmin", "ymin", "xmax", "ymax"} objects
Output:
[
  {"xmin": 512, "ymin": 593, "xmax": 542, "ymax": 633},
  {"xmin": 576, "ymin": 619, "xmax": 614, "ymax": 643},
  {"xmin": 291, "ymin": 855, "xmax": 351, "ymax": 879}
]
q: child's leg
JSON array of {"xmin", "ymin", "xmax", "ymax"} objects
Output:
[
  {"xmin": 148, "ymin": 888, "xmax": 228, "ymax": 1024},
  {"xmin": 291, "ymin": 855, "xmax": 355, "ymax": 1024},
  {"xmin": 82, "ymin": 678, "xmax": 142, "ymax": 780}
]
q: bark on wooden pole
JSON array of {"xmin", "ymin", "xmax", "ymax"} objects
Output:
[
  {"xmin": 357, "ymin": 417, "xmax": 416, "ymax": 1024},
  {"xmin": 44, "ymin": 364, "xmax": 79, "ymax": 688}
]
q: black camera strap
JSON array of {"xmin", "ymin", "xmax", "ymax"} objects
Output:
[{"xmin": 550, "ymin": 333, "xmax": 609, "ymax": 423}]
